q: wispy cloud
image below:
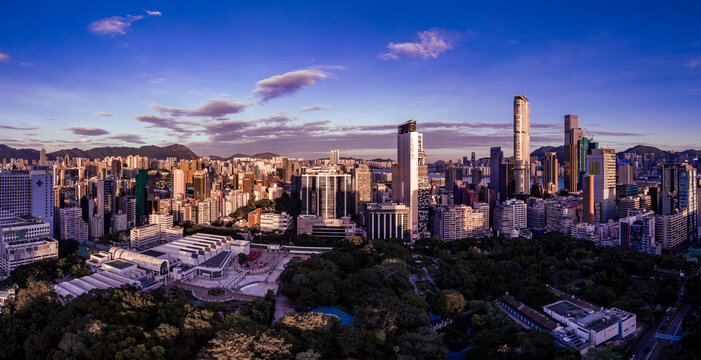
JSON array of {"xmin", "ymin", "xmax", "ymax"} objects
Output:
[
  {"xmin": 300, "ymin": 105, "xmax": 331, "ymax": 112},
  {"xmin": 42, "ymin": 117, "xmax": 56, "ymax": 121},
  {"xmin": 88, "ymin": 10, "xmax": 159, "ymax": 36},
  {"xmin": 379, "ymin": 29, "xmax": 459, "ymax": 61},
  {"xmin": 107, "ymin": 133, "xmax": 146, "ymax": 144},
  {"xmin": 96, "ymin": 111, "xmax": 113, "ymax": 117},
  {"xmin": 0, "ymin": 49, "xmax": 9, "ymax": 62},
  {"xmin": 63, "ymin": 126, "xmax": 109, "ymax": 136},
  {"xmin": 254, "ymin": 68, "xmax": 333, "ymax": 102},
  {"xmin": 0, "ymin": 124, "xmax": 39, "ymax": 130},
  {"xmin": 153, "ymin": 98, "xmax": 248, "ymax": 119},
  {"xmin": 134, "ymin": 114, "xmax": 189, "ymax": 132},
  {"xmin": 686, "ymin": 60, "xmax": 699, "ymax": 69}
]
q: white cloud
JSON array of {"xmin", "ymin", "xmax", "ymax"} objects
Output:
[
  {"xmin": 0, "ymin": 49, "xmax": 9, "ymax": 61},
  {"xmin": 88, "ymin": 14, "xmax": 149, "ymax": 36},
  {"xmin": 145, "ymin": 10, "xmax": 162, "ymax": 16},
  {"xmin": 96, "ymin": 111, "xmax": 113, "ymax": 117},
  {"xmin": 379, "ymin": 29, "xmax": 458, "ymax": 61}
]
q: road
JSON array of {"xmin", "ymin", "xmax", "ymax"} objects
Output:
[
  {"xmin": 630, "ymin": 272, "xmax": 693, "ymax": 360},
  {"xmin": 643, "ymin": 303, "xmax": 690, "ymax": 360}
]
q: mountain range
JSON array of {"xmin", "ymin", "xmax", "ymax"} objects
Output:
[
  {"xmin": 0, "ymin": 144, "xmax": 199, "ymax": 161},
  {"xmin": 2, "ymin": 143, "xmax": 700, "ymax": 163},
  {"xmin": 531, "ymin": 144, "xmax": 701, "ymax": 164}
]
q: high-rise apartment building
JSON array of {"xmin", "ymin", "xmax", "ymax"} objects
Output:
[
  {"xmin": 564, "ymin": 115, "xmax": 583, "ymax": 192},
  {"xmin": 494, "ymin": 199, "xmax": 527, "ymax": 235},
  {"xmin": 173, "ymin": 169, "xmax": 186, "ymax": 199},
  {"xmin": 57, "ymin": 207, "xmax": 89, "ymax": 242},
  {"xmin": 330, "ymin": 149, "xmax": 340, "ymax": 165},
  {"xmin": 586, "ymin": 148, "xmax": 617, "ymax": 222},
  {"xmin": 394, "ymin": 120, "xmax": 429, "ymax": 239},
  {"xmin": 513, "ymin": 95, "xmax": 530, "ymax": 194},
  {"xmin": 543, "ymin": 152, "xmax": 558, "ymax": 194},
  {"xmin": 432, "ymin": 204, "xmax": 485, "ymax": 241},
  {"xmin": 39, "ymin": 148, "xmax": 47, "ymax": 166}
]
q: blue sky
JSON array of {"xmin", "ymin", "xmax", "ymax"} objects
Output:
[{"xmin": 1, "ymin": 1, "xmax": 700, "ymax": 160}]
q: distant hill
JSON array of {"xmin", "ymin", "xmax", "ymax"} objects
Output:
[
  {"xmin": 0, "ymin": 144, "xmax": 199, "ymax": 161},
  {"xmin": 0, "ymin": 145, "xmax": 41, "ymax": 161},
  {"xmin": 531, "ymin": 145, "xmax": 564, "ymax": 163},
  {"xmin": 617, "ymin": 145, "xmax": 668, "ymax": 157},
  {"xmin": 529, "ymin": 144, "xmax": 701, "ymax": 164}
]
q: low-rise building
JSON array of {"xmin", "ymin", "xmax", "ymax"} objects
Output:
[
  {"xmin": 297, "ymin": 215, "xmax": 357, "ymax": 239},
  {"xmin": 260, "ymin": 212, "xmax": 293, "ymax": 232},
  {"xmin": 0, "ymin": 216, "xmax": 58, "ymax": 274}
]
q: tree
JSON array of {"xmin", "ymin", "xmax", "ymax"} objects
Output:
[
  {"xmin": 583, "ymin": 347, "xmax": 623, "ymax": 360},
  {"xmin": 433, "ymin": 289, "xmax": 466, "ymax": 318},
  {"xmin": 238, "ymin": 253, "xmax": 248, "ymax": 264}
]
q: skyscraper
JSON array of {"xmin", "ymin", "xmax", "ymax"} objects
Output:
[
  {"xmin": 352, "ymin": 165, "xmax": 373, "ymax": 215},
  {"xmin": 583, "ymin": 173, "xmax": 595, "ymax": 224},
  {"xmin": 39, "ymin": 148, "xmax": 47, "ymax": 166},
  {"xmin": 193, "ymin": 170, "xmax": 210, "ymax": 201},
  {"xmin": 395, "ymin": 120, "xmax": 428, "ymax": 239},
  {"xmin": 135, "ymin": 169, "xmax": 148, "ymax": 225},
  {"xmin": 330, "ymin": 149, "xmax": 340, "ymax": 165},
  {"xmin": 299, "ymin": 173, "xmax": 352, "ymax": 218},
  {"xmin": 489, "ymin": 147, "xmax": 503, "ymax": 192},
  {"xmin": 513, "ymin": 95, "xmax": 530, "ymax": 194},
  {"xmin": 543, "ymin": 152, "xmax": 558, "ymax": 195},
  {"xmin": 586, "ymin": 148, "xmax": 617, "ymax": 222},
  {"xmin": 564, "ymin": 114, "xmax": 583, "ymax": 192}
]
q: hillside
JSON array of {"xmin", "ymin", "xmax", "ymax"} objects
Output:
[{"xmin": 0, "ymin": 144, "xmax": 199, "ymax": 161}]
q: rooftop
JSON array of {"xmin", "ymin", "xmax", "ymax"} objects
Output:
[{"xmin": 104, "ymin": 260, "xmax": 134, "ymax": 270}]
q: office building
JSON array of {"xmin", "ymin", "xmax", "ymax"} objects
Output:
[
  {"xmin": 513, "ymin": 95, "xmax": 530, "ymax": 194},
  {"xmin": 498, "ymin": 162, "xmax": 515, "ymax": 202},
  {"xmin": 543, "ymin": 152, "xmax": 558, "ymax": 194},
  {"xmin": 193, "ymin": 170, "xmax": 210, "ymax": 201},
  {"xmin": 296, "ymin": 215, "xmax": 357, "ymax": 239},
  {"xmin": 489, "ymin": 147, "xmax": 503, "ymax": 192},
  {"xmin": 365, "ymin": 203, "xmax": 410, "ymax": 240},
  {"xmin": 135, "ymin": 169, "xmax": 148, "ymax": 225},
  {"xmin": 394, "ymin": 120, "xmax": 429, "ymax": 239},
  {"xmin": 353, "ymin": 165, "xmax": 373, "ymax": 214},
  {"xmin": 586, "ymin": 148, "xmax": 617, "ymax": 222},
  {"xmin": 299, "ymin": 173, "xmax": 352, "ymax": 219},
  {"xmin": 617, "ymin": 160, "xmax": 634, "ymax": 185},
  {"xmin": 564, "ymin": 115, "xmax": 583, "ymax": 192},
  {"xmin": 260, "ymin": 212, "xmax": 293, "ymax": 232},
  {"xmin": 582, "ymin": 174, "xmax": 595, "ymax": 224}
]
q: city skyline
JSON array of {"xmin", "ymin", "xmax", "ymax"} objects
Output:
[{"xmin": 2, "ymin": 1, "xmax": 701, "ymax": 160}]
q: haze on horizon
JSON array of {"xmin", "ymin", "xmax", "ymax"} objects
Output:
[{"xmin": 1, "ymin": 1, "xmax": 700, "ymax": 161}]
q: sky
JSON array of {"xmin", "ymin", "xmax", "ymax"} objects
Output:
[{"xmin": 1, "ymin": 1, "xmax": 700, "ymax": 161}]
